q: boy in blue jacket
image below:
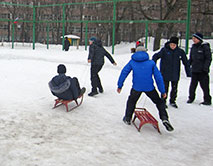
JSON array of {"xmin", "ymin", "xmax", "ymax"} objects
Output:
[{"xmin": 117, "ymin": 46, "xmax": 174, "ymax": 131}]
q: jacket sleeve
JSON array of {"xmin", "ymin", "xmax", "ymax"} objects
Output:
[
  {"xmin": 203, "ymin": 43, "xmax": 212, "ymax": 73},
  {"xmin": 180, "ymin": 50, "xmax": 191, "ymax": 77},
  {"xmin": 152, "ymin": 48, "xmax": 164, "ymax": 63},
  {"xmin": 152, "ymin": 62, "xmax": 165, "ymax": 94},
  {"xmin": 117, "ymin": 61, "xmax": 132, "ymax": 89},
  {"xmin": 104, "ymin": 48, "xmax": 115, "ymax": 64},
  {"xmin": 88, "ymin": 44, "xmax": 95, "ymax": 60}
]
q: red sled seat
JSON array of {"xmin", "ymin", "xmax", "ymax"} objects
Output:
[
  {"xmin": 53, "ymin": 94, "xmax": 84, "ymax": 112},
  {"xmin": 132, "ymin": 108, "xmax": 161, "ymax": 134}
]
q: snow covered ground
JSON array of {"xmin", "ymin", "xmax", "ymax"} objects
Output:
[{"xmin": 0, "ymin": 40, "xmax": 212, "ymax": 166}]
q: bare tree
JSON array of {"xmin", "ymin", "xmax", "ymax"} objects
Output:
[{"xmin": 133, "ymin": 0, "xmax": 187, "ymax": 50}]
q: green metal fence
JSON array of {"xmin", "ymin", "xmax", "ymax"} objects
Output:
[{"xmin": 0, "ymin": 0, "xmax": 191, "ymax": 54}]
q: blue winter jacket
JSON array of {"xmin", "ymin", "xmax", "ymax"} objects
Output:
[{"xmin": 117, "ymin": 51, "xmax": 165, "ymax": 94}]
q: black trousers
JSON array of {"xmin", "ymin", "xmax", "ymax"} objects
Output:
[
  {"xmin": 90, "ymin": 65, "xmax": 103, "ymax": 92},
  {"xmin": 189, "ymin": 72, "xmax": 212, "ymax": 102},
  {"xmin": 163, "ymin": 80, "xmax": 178, "ymax": 103},
  {"xmin": 125, "ymin": 88, "xmax": 169, "ymax": 121}
]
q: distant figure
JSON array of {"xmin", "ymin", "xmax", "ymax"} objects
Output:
[
  {"xmin": 136, "ymin": 41, "xmax": 142, "ymax": 47},
  {"xmin": 87, "ymin": 37, "xmax": 117, "ymax": 96},
  {"xmin": 152, "ymin": 36, "xmax": 191, "ymax": 108},
  {"xmin": 117, "ymin": 46, "xmax": 174, "ymax": 132},
  {"xmin": 131, "ymin": 40, "xmax": 145, "ymax": 53},
  {"xmin": 64, "ymin": 37, "xmax": 70, "ymax": 51},
  {"xmin": 187, "ymin": 32, "xmax": 212, "ymax": 105},
  {"xmin": 49, "ymin": 64, "xmax": 86, "ymax": 100}
]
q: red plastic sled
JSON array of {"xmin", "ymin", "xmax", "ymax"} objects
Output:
[
  {"xmin": 52, "ymin": 94, "xmax": 84, "ymax": 112},
  {"xmin": 132, "ymin": 108, "xmax": 161, "ymax": 134}
]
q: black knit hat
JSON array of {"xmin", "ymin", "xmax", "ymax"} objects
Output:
[
  {"xmin": 193, "ymin": 32, "xmax": 203, "ymax": 41},
  {"xmin": 57, "ymin": 64, "xmax": 66, "ymax": 74},
  {"xmin": 169, "ymin": 36, "xmax": 179, "ymax": 45}
]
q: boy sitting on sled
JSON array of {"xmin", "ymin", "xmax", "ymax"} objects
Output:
[{"xmin": 49, "ymin": 64, "xmax": 86, "ymax": 100}]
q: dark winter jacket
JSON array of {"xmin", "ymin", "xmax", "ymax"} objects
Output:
[
  {"xmin": 49, "ymin": 74, "xmax": 79, "ymax": 100},
  {"xmin": 88, "ymin": 39, "xmax": 115, "ymax": 66},
  {"xmin": 189, "ymin": 42, "xmax": 212, "ymax": 73},
  {"xmin": 152, "ymin": 42, "xmax": 191, "ymax": 81},
  {"xmin": 64, "ymin": 39, "xmax": 70, "ymax": 51},
  {"xmin": 117, "ymin": 51, "xmax": 165, "ymax": 94}
]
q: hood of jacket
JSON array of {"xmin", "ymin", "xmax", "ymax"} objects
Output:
[
  {"xmin": 131, "ymin": 51, "xmax": 149, "ymax": 62},
  {"xmin": 94, "ymin": 39, "xmax": 102, "ymax": 47},
  {"xmin": 164, "ymin": 41, "xmax": 179, "ymax": 51}
]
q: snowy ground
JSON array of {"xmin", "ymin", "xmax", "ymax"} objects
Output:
[{"xmin": 0, "ymin": 41, "xmax": 212, "ymax": 166}]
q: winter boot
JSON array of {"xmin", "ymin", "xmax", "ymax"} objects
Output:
[
  {"xmin": 200, "ymin": 101, "xmax": 211, "ymax": 106},
  {"xmin": 99, "ymin": 87, "xmax": 104, "ymax": 93},
  {"xmin": 170, "ymin": 102, "xmax": 178, "ymax": 108},
  {"xmin": 162, "ymin": 120, "xmax": 174, "ymax": 132},
  {"xmin": 88, "ymin": 91, "xmax": 98, "ymax": 97},
  {"xmin": 187, "ymin": 99, "xmax": 194, "ymax": 104},
  {"xmin": 123, "ymin": 116, "xmax": 131, "ymax": 125},
  {"xmin": 80, "ymin": 87, "xmax": 86, "ymax": 96}
]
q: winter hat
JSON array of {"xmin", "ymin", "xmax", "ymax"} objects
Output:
[
  {"xmin": 89, "ymin": 36, "xmax": 97, "ymax": 42},
  {"xmin": 136, "ymin": 42, "xmax": 144, "ymax": 47},
  {"xmin": 193, "ymin": 32, "xmax": 203, "ymax": 41},
  {"xmin": 136, "ymin": 41, "xmax": 141, "ymax": 47},
  {"xmin": 57, "ymin": 64, "xmax": 66, "ymax": 74},
  {"xmin": 136, "ymin": 46, "xmax": 148, "ymax": 52},
  {"xmin": 169, "ymin": 36, "xmax": 179, "ymax": 45}
]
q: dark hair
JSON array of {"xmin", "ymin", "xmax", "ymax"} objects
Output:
[{"xmin": 57, "ymin": 64, "xmax": 66, "ymax": 74}]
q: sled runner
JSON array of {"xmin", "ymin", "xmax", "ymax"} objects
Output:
[
  {"xmin": 52, "ymin": 94, "xmax": 84, "ymax": 112},
  {"xmin": 132, "ymin": 108, "xmax": 161, "ymax": 134}
]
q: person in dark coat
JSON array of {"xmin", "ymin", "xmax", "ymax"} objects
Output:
[
  {"xmin": 187, "ymin": 33, "xmax": 212, "ymax": 105},
  {"xmin": 49, "ymin": 64, "xmax": 86, "ymax": 100},
  {"xmin": 152, "ymin": 36, "xmax": 191, "ymax": 108},
  {"xmin": 88, "ymin": 37, "xmax": 117, "ymax": 96},
  {"xmin": 117, "ymin": 46, "xmax": 174, "ymax": 132},
  {"xmin": 64, "ymin": 37, "xmax": 70, "ymax": 51}
]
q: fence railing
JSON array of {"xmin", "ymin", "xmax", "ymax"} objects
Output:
[{"xmin": 0, "ymin": 0, "xmax": 191, "ymax": 54}]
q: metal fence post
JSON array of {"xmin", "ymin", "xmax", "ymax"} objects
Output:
[
  {"xmin": 12, "ymin": 22, "xmax": 14, "ymax": 49},
  {"xmin": 46, "ymin": 23, "xmax": 49, "ymax": 49},
  {"xmin": 85, "ymin": 21, "xmax": 88, "ymax": 50},
  {"xmin": 145, "ymin": 22, "xmax": 148, "ymax": 49},
  {"xmin": 185, "ymin": 0, "xmax": 191, "ymax": 54},
  {"xmin": 33, "ymin": 6, "xmax": 36, "ymax": 50}
]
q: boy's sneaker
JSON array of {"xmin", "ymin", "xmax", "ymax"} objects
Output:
[
  {"xmin": 88, "ymin": 91, "xmax": 98, "ymax": 96},
  {"xmin": 80, "ymin": 87, "xmax": 86, "ymax": 96},
  {"xmin": 200, "ymin": 101, "xmax": 211, "ymax": 106},
  {"xmin": 170, "ymin": 102, "xmax": 178, "ymax": 108},
  {"xmin": 162, "ymin": 120, "xmax": 174, "ymax": 132},
  {"xmin": 123, "ymin": 116, "xmax": 131, "ymax": 125}
]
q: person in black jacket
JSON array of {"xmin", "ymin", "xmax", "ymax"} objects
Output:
[
  {"xmin": 64, "ymin": 37, "xmax": 70, "ymax": 51},
  {"xmin": 88, "ymin": 37, "xmax": 117, "ymax": 96},
  {"xmin": 187, "ymin": 33, "xmax": 212, "ymax": 105},
  {"xmin": 152, "ymin": 36, "xmax": 191, "ymax": 108},
  {"xmin": 49, "ymin": 64, "xmax": 86, "ymax": 100}
]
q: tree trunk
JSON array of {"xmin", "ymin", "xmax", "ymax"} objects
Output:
[{"xmin": 153, "ymin": 23, "xmax": 164, "ymax": 51}]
